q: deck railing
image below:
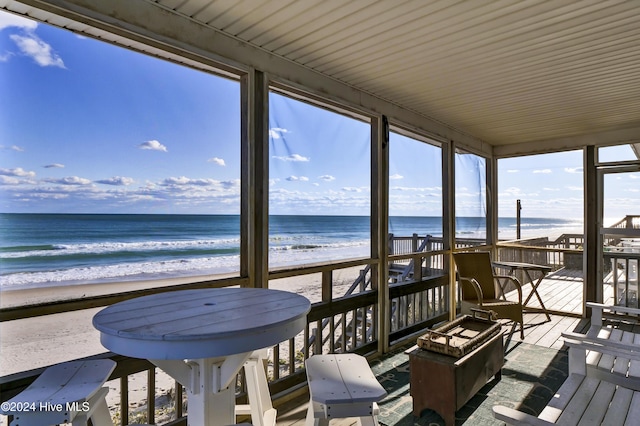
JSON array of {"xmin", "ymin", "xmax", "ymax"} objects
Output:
[
  {"xmin": 1, "ymin": 250, "xmax": 450, "ymax": 425},
  {"xmin": 609, "ymin": 215, "xmax": 640, "ymax": 230},
  {"xmin": 496, "ymin": 234, "xmax": 584, "ymax": 270}
]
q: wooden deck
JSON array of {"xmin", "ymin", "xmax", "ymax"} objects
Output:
[
  {"xmin": 502, "ymin": 266, "xmax": 618, "ymax": 317},
  {"xmin": 274, "ymin": 268, "xmax": 598, "ymax": 426},
  {"xmin": 273, "ymin": 267, "xmax": 640, "ymax": 425},
  {"xmin": 274, "ymin": 312, "xmax": 591, "ymax": 426}
]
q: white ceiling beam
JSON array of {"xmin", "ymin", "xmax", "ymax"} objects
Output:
[{"xmin": 494, "ymin": 124, "xmax": 640, "ymax": 158}]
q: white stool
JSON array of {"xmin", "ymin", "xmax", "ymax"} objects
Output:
[
  {"xmin": 305, "ymin": 354, "xmax": 387, "ymax": 426},
  {"xmin": 235, "ymin": 349, "xmax": 274, "ymax": 426},
  {"xmin": 0, "ymin": 359, "xmax": 116, "ymax": 426}
]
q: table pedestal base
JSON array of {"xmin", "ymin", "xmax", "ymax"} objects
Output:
[
  {"xmin": 152, "ymin": 350, "xmax": 276, "ymax": 426},
  {"xmin": 153, "ymin": 353, "xmax": 251, "ymax": 426}
]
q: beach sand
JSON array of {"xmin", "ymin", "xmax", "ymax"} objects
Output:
[{"xmin": 0, "ymin": 266, "xmax": 365, "ymax": 423}]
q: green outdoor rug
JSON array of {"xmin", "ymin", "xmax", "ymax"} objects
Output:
[{"xmin": 369, "ymin": 341, "xmax": 568, "ymax": 425}]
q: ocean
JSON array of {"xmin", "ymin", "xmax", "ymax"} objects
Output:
[{"xmin": 0, "ymin": 213, "xmax": 582, "ymax": 290}]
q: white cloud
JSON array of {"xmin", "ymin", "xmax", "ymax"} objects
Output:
[
  {"xmin": 159, "ymin": 177, "xmax": 240, "ymax": 190},
  {"xmin": 139, "ymin": 140, "xmax": 168, "ymax": 152},
  {"xmin": 43, "ymin": 176, "xmax": 92, "ymax": 185},
  {"xmin": 96, "ymin": 176, "xmax": 135, "ymax": 186},
  {"xmin": 161, "ymin": 176, "xmax": 192, "ymax": 185},
  {"xmin": 533, "ymin": 169, "xmax": 552, "ymax": 174},
  {"xmin": 0, "ymin": 167, "xmax": 35, "ymax": 177},
  {"xmin": 318, "ymin": 175, "xmax": 335, "ymax": 181},
  {"xmin": 208, "ymin": 157, "xmax": 226, "ymax": 166},
  {"xmin": 272, "ymin": 154, "xmax": 309, "ymax": 162},
  {"xmin": 0, "ymin": 145, "xmax": 25, "ymax": 152},
  {"xmin": 0, "ymin": 12, "xmax": 37, "ymax": 31},
  {"xmin": 269, "ymin": 127, "xmax": 290, "ymax": 140},
  {"xmin": 564, "ymin": 167, "xmax": 583, "ymax": 174},
  {"xmin": 503, "ymin": 186, "xmax": 522, "ymax": 196},
  {"xmin": 543, "ymin": 187, "xmax": 560, "ymax": 191},
  {"xmin": 286, "ymin": 176, "xmax": 309, "ymax": 182},
  {"xmin": 44, "ymin": 163, "xmax": 64, "ymax": 168},
  {"xmin": 507, "ymin": 169, "xmax": 519, "ymax": 173},
  {"xmin": 0, "ymin": 176, "xmax": 21, "ymax": 185},
  {"xmin": 391, "ymin": 186, "xmax": 441, "ymax": 194},
  {"xmin": 566, "ymin": 186, "xmax": 582, "ymax": 191},
  {"xmin": 9, "ymin": 33, "xmax": 65, "ymax": 68},
  {"xmin": 390, "ymin": 173, "xmax": 404, "ymax": 180},
  {"xmin": 342, "ymin": 187, "xmax": 363, "ymax": 192}
]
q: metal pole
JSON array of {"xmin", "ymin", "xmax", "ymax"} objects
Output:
[{"xmin": 516, "ymin": 199, "xmax": 522, "ymax": 240}]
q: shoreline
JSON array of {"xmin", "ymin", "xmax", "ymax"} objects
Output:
[{"xmin": 0, "ymin": 272, "xmax": 239, "ymax": 309}]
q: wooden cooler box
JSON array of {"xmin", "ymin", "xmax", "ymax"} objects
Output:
[{"xmin": 409, "ymin": 310, "xmax": 504, "ymax": 426}]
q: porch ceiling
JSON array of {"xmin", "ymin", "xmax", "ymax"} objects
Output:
[{"xmin": 4, "ymin": 0, "xmax": 640, "ymax": 151}]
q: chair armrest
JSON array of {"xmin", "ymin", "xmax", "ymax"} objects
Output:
[
  {"xmin": 493, "ymin": 274, "xmax": 523, "ymax": 302},
  {"xmin": 492, "ymin": 406, "xmax": 555, "ymax": 426},
  {"xmin": 458, "ymin": 276, "xmax": 483, "ymax": 304},
  {"xmin": 562, "ymin": 330, "xmax": 640, "ymax": 376},
  {"xmin": 562, "ymin": 331, "xmax": 640, "ymax": 358},
  {"xmin": 586, "ymin": 302, "xmax": 640, "ymax": 327},
  {"xmin": 585, "ymin": 302, "xmax": 640, "ymax": 315}
]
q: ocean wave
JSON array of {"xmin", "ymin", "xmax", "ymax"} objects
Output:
[
  {"xmin": 0, "ymin": 244, "xmax": 58, "ymax": 253},
  {"xmin": 0, "ymin": 254, "xmax": 241, "ymax": 289},
  {"xmin": 270, "ymin": 240, "xmax": 368, "ymax": 252},
  {"xmin": 0, "ymin": 240, "xmax": 372, "ymax": 289},
  {"xmin": 512, "ymin": 221, "xmax": 583, "ymax": 228},
  {"xmin": 0, "ymin": 238, "xmax": 241, "ymax": 259}
]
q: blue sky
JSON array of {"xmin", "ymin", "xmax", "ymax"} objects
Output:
[{"xmin": 0, "ymin": 10, "xmax": 637, "ymax": 222}]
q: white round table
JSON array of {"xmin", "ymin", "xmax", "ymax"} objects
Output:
[{"xmin": 93, "ymin": 288, "xmax": 310, "ymax": 426}]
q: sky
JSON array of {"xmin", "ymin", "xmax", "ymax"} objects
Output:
[
  {"xmin": 1, "ymin": 10, "xmax": 638, "ymax": 222},
  {"xmin": 498, "ymin": 148, "xmax": 640, "ymax": 224}
]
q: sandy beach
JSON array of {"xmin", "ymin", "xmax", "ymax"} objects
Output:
[{"xmin": 0, "ymin": 266, "xmax": 364, "ymax": 423}]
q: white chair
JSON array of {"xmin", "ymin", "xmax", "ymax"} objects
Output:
[
  {"xmin": 305, "ymin": 354, "xmax": 387, "ymax": 426},
  {"xmin": 493, "ymin": 333, "xmax": 640, "ymax": 425},
  {"xmin": 0, "ymin": 359, "xmax": 116, "ymax": 426},
  {"xmin": 583, "ymin": 302, "xmax": 640, "ymax": 390}
]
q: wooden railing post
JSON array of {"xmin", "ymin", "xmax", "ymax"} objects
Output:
[
  {"xmin": 147, "ymin": 368, "xmax": 155, "ymax": 424},
  {"xmin": 120, "ymin": 376, "xmax": 128, "ymax": 426}
]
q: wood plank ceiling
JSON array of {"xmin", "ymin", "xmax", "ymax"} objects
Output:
[{"xmin": 4, "ymin": 0, "xmax": 640, "ymax": 150}]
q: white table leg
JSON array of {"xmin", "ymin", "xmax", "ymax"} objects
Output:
[{"xmin": 243, "ymin": 351, "xmax": 277, "ymax": 426}]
